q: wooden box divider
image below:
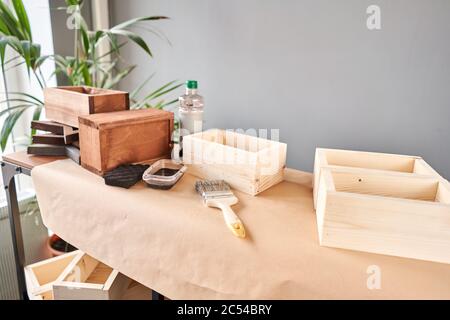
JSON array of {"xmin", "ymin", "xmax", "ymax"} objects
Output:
[{"xmin": 313, "ymin": 148, "xmax": 443, "ymax": 209}]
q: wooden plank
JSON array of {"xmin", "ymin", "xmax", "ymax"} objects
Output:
[
  {"xmin": 31, "ymin": 120, "xmax": 74, "ymax": 135},
  {"xmin": 27, "ymin": 144, "xmax": 67, "ymax": 156},
  {"xmin": 330, "ymin": 168, "xmax": 439, "ymax": 202},
  {"xmin": 64, "ymin": 131, "xmax": 79, "ymax": 144},
  {"xmin": 2, "ymin": 151, "xmax": 66, "ymax": 169},
  {"xmin": 65, "ymin": 145, "xmax": 80, "ymax": 165},
  {"xmin": 32, "ymin": 133, "xmax": 66, "ymax": 145},
  {"xmin": 103, "ymin": 270, "xmax": 132, "ymax": 300}
]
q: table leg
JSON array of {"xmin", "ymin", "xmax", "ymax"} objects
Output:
[
  {"xmin": 152, "ymin": 290, "xmax": 165, "ymax": 300},
  {"xmin": 1, "ymin": 162, "xmax": 27, "ymax": 300}
]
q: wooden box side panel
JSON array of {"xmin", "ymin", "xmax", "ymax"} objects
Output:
[
  {"xmin": 79, "ymin": 123, "xmax": 102, "ymax": 173},
  {"xmin": 44, "ymin": 88, "xmax": 91, "ymax": 127},
  {"xmin": 256, "ymin": 142, "xmax": 287, "ymax": 177},
  {"xmin": 413, "ymin": 158, "xmax": 442, "ymax": 177},
  {"xmin": 315, "ymin": 169, "xmax": 335, "ymax": 243},
  {"xmin": 104, "ymin": 270, "xmax": 132, "ymax": 300},
  {"xmin": 99, "ymin": 119, "xmax": 172, "ymax": 173},
  {"xmin": 313, "ymin": 149, "xmax": 329, "ymax": 209},
  {"xmin": 321, "ymin": 192, "xmax": 450, "ymax": 264},
  {"xmin": 53, "ymin": 282, "xmax": 108, "ymax": 300},
  {"xmin": 256, "ymin": 169, "xmax": 285, "ymax": 194},
  {"xmin": 44, "ymin": 87, "xmax": 91, "ymax": 114},
  {"xmin": 44, "ymin": 105, "xmax": 83, "ymax": 128},
  {"xmin": 436, "ymin": 180, "xmax": 450, "ymax": 204},
  {"xmin": 330, "ymin": 169, "xmax": 439, "ymax": 202},
  {"xmin": 187, "ymin": 163, "xmax": 258, "ymax": 195},
  {"xmin": 92, "ymin": 92, "xmax": 129, "ymax": 113},
  {"xmin": 183, "ymin": 135, "xmax": 257, "ymax": 172},
  {"xmin": 322, "ymin": 148, "xmax": 418, "ymax": 172}
]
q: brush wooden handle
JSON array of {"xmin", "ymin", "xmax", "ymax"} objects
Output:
[{"xmin": 217, "ymin": 203, "xmax": 246, "ymax": 238}]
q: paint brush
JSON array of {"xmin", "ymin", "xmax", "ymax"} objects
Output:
[{"xmin": 195, "ymin": 180, "xmax": 246, "ymax": 238}]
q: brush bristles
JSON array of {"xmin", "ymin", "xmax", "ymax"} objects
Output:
[{"xmin": 195, "ymin": 180, "xmax": 233, "ymax": 200}]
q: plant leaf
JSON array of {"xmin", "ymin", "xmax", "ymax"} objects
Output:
[
  {"xmin": 19, "ymin": 40, "xmax": 31, "ymax": 76},
  {"xmin": 130, "ymin": 72, "xmax": 155, "ymax": 98},
  {"xmin": 31, "ymin": 105, "xmax": 42, "ymax": 136},
  {"xmin": 103, "ymin": 65, "xmax": 135, "ymax": 89},
  {"xmin": 12, "ymin": 0, "xmax": 32, "ymax": 41},
  {"xmin": 135, "ymin": 80, "xmax": 181, "ymax": 107},
  {"xmin": 0, "ymin": 1, "xmax": 26, "ymax": 39},
  {"xmin": 0, "ymin": 38, "xmax": 7, "ymax": 69},
  {"xmin": 0, "ymin": 106, "xmax": 27, "ymax": 151},
  {"xmin": 111, "ymin": 16, "xmax": 169, "ymax": 31},
  {"xmin": 2, "ymin": 91, "xmax": 44, "ymax": 105},
  {"xmin": 109, "ymin": 29, "xmax": 152, "ymax": 57},
  {"xmin": 0, "ymin": 104, "xmax": 33, "ymax": 117}
]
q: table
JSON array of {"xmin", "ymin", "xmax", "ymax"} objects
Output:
[
  {"xmin": 31, "ymin": 158, "xmax": 450, "ymax": 299},
  {"xmin": 1, "ymin": 151, "xmax": 164, "ymax": 300},
  {"xmin": 1, "ymin": 151, "xmax": 65, "ymax": 300}
]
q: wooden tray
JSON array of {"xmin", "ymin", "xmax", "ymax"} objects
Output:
[
  {"xmin": 182, "ymin": 129, "xmax": 287, "ymax": 195},
  {"xmin": 24, "ymin": 250, "xmax": 81, "ymax": 300},
  {"xmin": 316, "ymin": 166, "xmax": 450, "ymax": 264},
  {"xmin": 52, "ymin": 252, "xmax": 131, "ymax": 300}
]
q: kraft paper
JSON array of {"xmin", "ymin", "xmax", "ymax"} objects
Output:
[{"xmin": 32, "ymin": 159, "xmax": 450, "ymax": 299}]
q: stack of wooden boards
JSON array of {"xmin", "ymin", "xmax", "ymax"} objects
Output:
[
  {"xmin": 28, "ymin": 120, "xmax": 80, "ymax": 164},
  {"xmin": 313, "ymin": 148, "xmax": 450, "ymax": 264},
  {"xmin": 24, "ymin": 250, "xmax": 152, "ymax": 300},
  {"xmin": 31, "ymin": 86, "xmax": 174, "ymax": 176}
]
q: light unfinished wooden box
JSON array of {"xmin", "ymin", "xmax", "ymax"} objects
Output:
[
  {"xmin": 52, "ymin": 252, "xmax": 131, "ymax": 300},
  {"xmin": 182, "ymin": 129, "xmax": 287, "ymax": 195},
  {"xmin": 313, "ymin": 148, "xmax": 450, "ymax": 264},
  {"xmin": 24, "ymin": 250, "xmax": 81, "ymax": 300},
  {"xmin": 24, "ymin": 251, "xmax": 152, "ymax": 300}
]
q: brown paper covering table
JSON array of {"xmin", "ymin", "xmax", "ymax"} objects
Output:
[{"xmin": 30, "ymin": 159, "xmax": 450, "ymax": 299}]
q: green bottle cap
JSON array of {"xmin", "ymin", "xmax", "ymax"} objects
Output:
[{"xmin": 186, "ymin": 80, "xmax": 198, "ymax": 89}]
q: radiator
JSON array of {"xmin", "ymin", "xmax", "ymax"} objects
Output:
[{"xmin": 0, "ymin": 191, "xmax": 50, "ymax": 300}]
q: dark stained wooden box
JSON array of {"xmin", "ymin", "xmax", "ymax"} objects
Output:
[
  {"xmin": 79, "ymin": 109, "xmax": 174, "ymax": 175},
  {"xmin": 44, "ymin": 86, "xmax": 129, "ymax": 128}
]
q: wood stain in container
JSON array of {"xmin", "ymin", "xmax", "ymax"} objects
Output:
[{"xmin": 142, "ymin": 159, "xmax": 187, "ymax": 190}]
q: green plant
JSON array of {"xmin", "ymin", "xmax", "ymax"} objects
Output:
[{"xmin": 0, "ymin": 0, "xmax": 181, "ymax": 152}]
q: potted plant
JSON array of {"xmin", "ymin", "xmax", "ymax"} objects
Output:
[
  {"xmin": 0, "ymin": 0, "xmax": 181, "ymax": 151},
  {"xmin": 0, "ymin": 0, "xmax": 182, "ymax": 254}
]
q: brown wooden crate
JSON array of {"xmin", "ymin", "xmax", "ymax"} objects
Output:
[
  {"xmin": 44, "ymin": 86, "xmax": 129, "ymax": 128},
  {"xmin": 79, "ymin": 109, "xmax": 174, "ymax": 175}
]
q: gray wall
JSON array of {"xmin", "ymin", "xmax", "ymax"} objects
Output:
[{"xmin": 110, "ymin": 0, "xmax": 450, "ymax": 178}]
